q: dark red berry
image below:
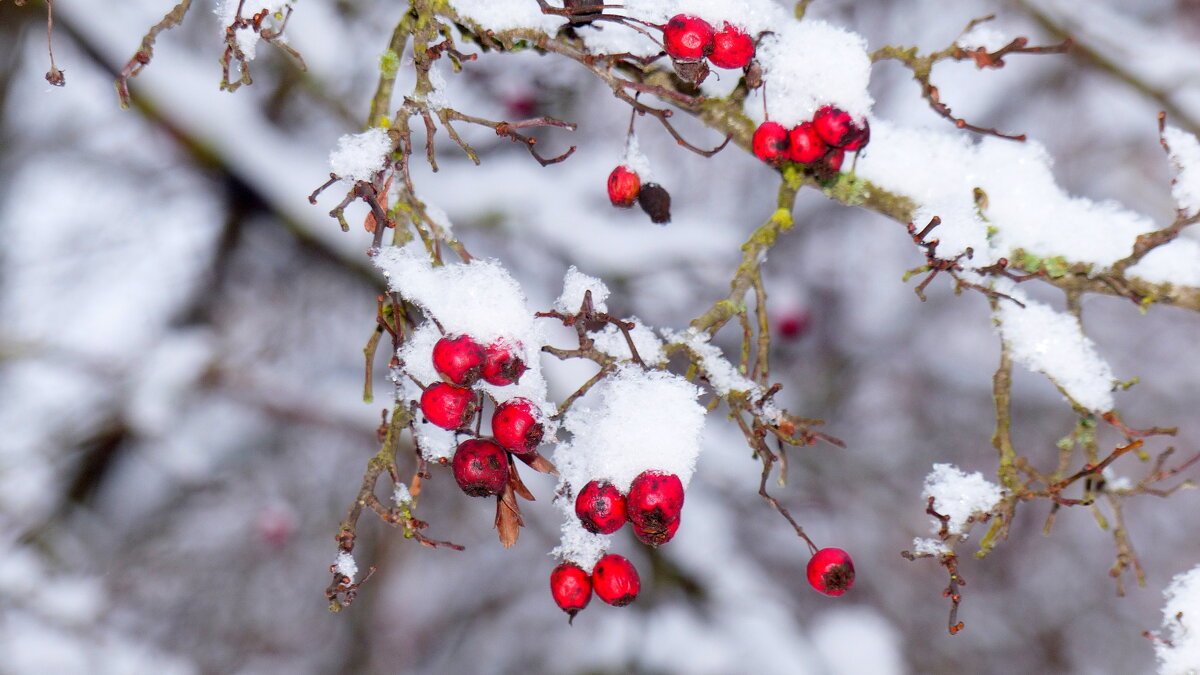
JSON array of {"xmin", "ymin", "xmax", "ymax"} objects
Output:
[
  {"xmin": 607, "ymin": 166, "xmax": 641, "ymax": 208},
  {"xmin": 432, "ymin": 334, "xmax": 486, "ymax": 386},
  {"xmin": 709, "ymin": 23, "xmax": 755, "ymax": 69},
  {"xmin": 632, "ymin": 516, "xmax": 679, "ymax": 547},
  {"xmin": 807, "ymin": 547, "xmax": 855, "ymax": 596},
  {"xmin": 663, "ymin": 14, "xmax": 714, "ymax": 62},
  {"xmin": 492, "ymin": 398, "xmax": 544, "ymax": 455},
  {"xmin": 752, "ymin": 121, "xmax": 790, "ymax": 166},
  {"xmin": 822, "ymin": 148, "xmax": 845, "ymax": 173},
  {"xmin": 626, "ymin": 470, "xmax": 684, "ymax": 540},
  {"xmin": 788, "ymin": 122, "xmax": 828, "ymax": 164},
  {"xmin": 420, "ymin": 382, "xmax": 476, "ymax": 429},
  {"xmin": 452, "ymin": 439, "xmax": 509, "ymax": 497},
  {"xmin": 812, "ymin": 106, "xmax": 865, "ymax": 148},
  {"xmin": 592, "ymin": 554, "xmax": 640, "ymax": 606},
  {"xmin": 550, "ymin": 562, "xmax": 592, "ymax": 621},
  {"xmin": 842, "ymin": 117, "xmax": 870, "ymax": 151},
  {"xmin": 776, "ymin": 309, "xmax": 811, "ymax": 339},
  {"xmin": 637, "ymin": 183, "xmax": 671, "ymax": 224},
  {"xmin": 481, "ymin": 341, "xmax": 527, "ymax": 386},
  {"xmin": 575, "ymin": 480, "xmax": 628, "ymax": 535}
]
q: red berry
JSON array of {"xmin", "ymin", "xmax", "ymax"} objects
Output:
[
  {"xmin": 776, "ymin": 309, "xmax": 811, "ymax": 339},
  {"xmin": 574, "ymin": 480, "xmax": 628, "ymax": 535},
  {"xmin": 607, "ymin": 165, "xmax": 641, "ymax": 208},
  {"xmin": 550, "ymin": 562, "xmax": 592, "ymax": 621},
  {"xmin": 788, "ymin": 122, "xmax": 828, "ymax": 164},
  {"xmin": 823, "ymin": 147, "xmax": 845, "ymax": 173},
  {"xmin": 842, "ymin": 117, "xmax": 870, "ymax": 151},
  {"xmin": 632, "ymin": 516, "xmax": 679, "ymax": 547},
  {"xmin": 492, "ymin": 397, "xmax": 544, "ymax": 455},
  {"xmin": 452, "ymin": 439, "xmax": 509, "ymax": 497},
  {"xmin": 812, "ymin": 106, "xmax": 866, "ymax": 148},
  {"xmin": 663, "ymin": 14, "xmax": 714, "ymax": 62},
  {"xmin": 481, "ymin": 341, "xmax": 527, "ymax": 386},
  {"xmin": 626, "ymin": 470, "xmax": 684, "ymax": 541},
  {"xmin": 592, "ymin": 554, "xmax": 640, "ymax": 606},
  {"xmin": 432, "ymin": 334, "xmax": 485, "ymax": 386},
  {"xmin": 752, "ymin": 121, "xmax": 790, "ymax": 166},
  {"xmin": 420, "ymin": 382, "xmax": 476, "ymax": 430},
  {"xmin": 709, "ymin": 23, "xmax": 755, "ymax": 69},
  {"xmin": 807, "ymin": 547, "xmax": 855, "ymax": 596}
]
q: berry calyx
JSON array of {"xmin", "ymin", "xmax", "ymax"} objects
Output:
[
  {"xmin": 812, "ymin": 106, "xmax": 867, "ymax": 149},
  {"xmin": 638, "ymin": 183, "xmax": 671, "ymax": 224},
  {"xmin": 662, "ymin": 15, "xmax": 714, "ymax": 62},
  {"xmin": 752, "ymin": 121, "xmax": 790, "ymax": 166},
  {"xmin": 491, "ymin": 397, "xmax": 544, "ymax": 455},
  {"xmin": 787, "ymin": 122, "xmax": 828, "ymax": 164},
  {"xmin": 807, "ymin": 547, "xmax": 855, "ymax": 596},
  {"xmin": 607, "ymin": 165, "xmax": 641, "ymax": 208},
  {"xmin": 452, "ymin": 439, "xmax": 509, "ymax": 497},
  {"xmin": 632, "ymin": 516, "xmax": 679, "ymax": 547},
  {"xmin": 550, "ymin": 562, "xmax": 592, "ymax": 621},
  {"xmin": 420, "ymin": 382, "xmax": 476, "ymax": 430},
  {"xmin": 431, "ymin": 334, "xmax": 486, "ymax": 386},
  {"xmin": 626, "ymin": 470, "xmax": 684, "ymax": 545},
  {"xmin": 481, "ymin": 341, "xmax": 527, "ymax": 386},
  {"xmin": 574, "ymin": 480, "xmax": 628, "ymax": 535},
  {"xmin": 709, "ymin": 23, "xmax": 755, "ymax": 69},
  {"xmin": 592, "ymin": 554, "xmax": 640, "ymax": 606}
]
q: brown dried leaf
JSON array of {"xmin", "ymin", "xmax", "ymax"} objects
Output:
[
  {"xmin": 495, "ymin": 484, "xmax": 523, "ymax": 548},
  {"xmin": 509, "ymin": 464, "xmax": 536, "ymax": 502},
  {"xmin": 516, "ymin": 451, "xmax": 558, "ymax": 476}
]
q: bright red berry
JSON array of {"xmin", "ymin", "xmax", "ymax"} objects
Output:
[
  {"xmin": 481, "ymin": 341, "xmax": 527, "ymax": 386},
  {"xmin": 752, "ymin": 121, "xmax": 790, "ymax": 166},
  {"xmin": 626, "ymin": 470, "xmax": 684, "ymax": 544},
  {"xmin": 607, "ymin": 165, "xmax": 641, "ymax": 208},
  {"xmin": 420, "ymin": 382, "xmax": 476, "ymax": 430},
  {"xmin": 841, "ymin": 117, "xmax": 870, "ymax": 151},
  {"xmin": 550, "ymin": 562, "xmax": 592, "ymax": 621},
  {"xmin": 788, "ymin": 122, "xmax": 828, "ymax": 164},
  {"xmin": 575, "ymin": 480, "xmax": 628, "ymax": 535},
  {"xmin": 812, "ymin": 106, "xmax": 867, "ymax": 149},
  {"xmin": 709, "ymin": 23, "xmax": 755, "ymax": 69},
  {"xmin": 432, "ymin": 334, "xmax": 486, "ymax": 386},
  {"xmin": 492, "ymin": 397, "xmax": 544, "ymax": 455},
  {"xmin": 822, "ymin": 147, "xmax": 845, "ymax": 173},
  {"xmin": 807, "ymin": 547, "xmax": 855, "ymax": 596},
  {"xmin": 663, "ymin": 15, "xmax": 714, "ymax": 62},
  {"xmin": 632, "ymin": 516, "xmax": 679, "ymax": 547},
  {"xmin": 592, "ymin": 554, "xmax": 640, "ymax": 606},
  {"xmin": 452, "ymin": 439, "xmax": 509, "ymax": 497}
]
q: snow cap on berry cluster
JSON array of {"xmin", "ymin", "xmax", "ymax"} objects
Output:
[
  {"xmin": 921, "ymin": 463, "xmax": 1003, "ymax": 537},
  {"xmin": 329, "ymin": 127, "xmax": 392, "ymax": 182},
  {"xmin": 1154, "ymin": 563, "xmax": 1200, "ymax": 675},
  {"xmin": 753, "ymin": 20, "xmax": 873, "ymax": 126},
  {"xmin": 1163, "ymin": 126, "xmax": 1200, "ymax": 217}
]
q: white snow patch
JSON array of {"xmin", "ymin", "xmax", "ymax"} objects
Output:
[
  {"xmin": 1156, "ymin": 563, "xmax": 1200, "ymax": 675},
  {"xmin": 621, "ymin": 133, "xmax": 654, "ymax": 182},
  {"xmin": 955, "ymin": 24, "xmax": 1011, "ymax": 52},
  {"xmin": 449, "ymin": 0, "xmax": 563, "ymax": 33},
  {"xmin": 555, "ymin": 266, "xmax": 610, "ymax": 314},
  {"xmin": 329, "ymin": 127, "xmax": 392, "ymax": 182},
  {"xmin": 334, "ymin": 551, "xmax": 358, "ymax": 583},
  {"xmin": 594, "ymin": 319, "xmax": 667, "ymax": 366},
  {"xmin": 393, "ymin": 482, "xmax": 413, "ymax": 506},
  {"xmin": 911, "ymin": 537, "xmax": 950, "ymax": 557},
  {"xmin": 215, "ymin": 0, "xmax": 291, "ymax": 60},
  {"xmin": 1102, "ymin": 467, "xmax": 1133, "ymax": 493},
  {"xmin": 922, "ymin": 463, "xmax": 1003, "ymax": 536},
  {"xmin": 752, "ymin": 20, "xmax": 874, "ymax": 125},
  {"xmin": 1164, "ymin": 126, "xmax": 1200, "ymax": 217}
]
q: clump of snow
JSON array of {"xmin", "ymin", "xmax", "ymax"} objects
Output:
[
  {"xmin": 621, "ymin": 133, "xmax": 654, "ymax": 182},
  {"xmin": 554, "ymin": 266, "xmax": 610, "ymax": 314},
  {"xmin": 329, "ymin": 128, "xmax": 392, "ymax": 182},
  {"xmin": 449, "ymin": 0, "xmax": 563, "ymax": 33},
  {"xmin": 955, "ymin": 24, "xmax": 1011, "ymax": 52},
  {"xmin": 1164, "ymin": 126, "xmax": 1200, "ymax": 217},
  {"xmin": 393, "ymin": 482, "xmax": 413, "ymax": 506},
  {"xmin": 1102, "ymin": 467, "xmax": 1133, "ymax": 493},
  {"xmin": 993, "ymin": 286, "xmax": 1116, "ymax": 413},
  {"xmin": 911, "ymin": 537, "xmax": 950, "ymax": 557},
  {"xmin": 425, "ymin": 64, "xmax": 450, "ymax": 111},
  {"xmin": 752, "ymin": 20, "xmax": 874, "ymax": 125},
  {"xmin": 333, "ymin": 551, "xmax": 358, "ymax": 583},
  {"xmin": 215, "ymin": 0, "xmax": 291, "ymax": 60},
  {"xmin": 663, "ymin": 328, "xmax": 784, "ymax": 423},
  {"xmin": 1155, "ymin": 563, "xmax": 1200, "ymax": 675},
  {"xmin": 922, "ymin": 463, "xmax": 1003, "ymax": 536},
  {"xmin": 593, "ymin": 319, "xmax": 667, "ymax": 366}
]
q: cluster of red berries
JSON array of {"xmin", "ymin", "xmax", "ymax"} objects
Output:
[
  {"xmin": 607, "ymin": 166, "xmax": 671, "ymax": 224},
  {"xmin": 419, "ymin": 334, "xmax": 543, "ymax": 496},
  {"xmin": 752, "ymin": 106, "xmax": 870, "ymax": 173},
  {"xmin": 662, "ymin": 14, "xmax": 756, "ymax": 81},
  {"xmin": 550, "ymin": 553, "xmax": 640, "ymax": 621}
]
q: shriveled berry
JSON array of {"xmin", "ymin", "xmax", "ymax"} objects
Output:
[
  {"xmin": 638, "ymin": 183, "xmax": 671, "ymax": 224},
  {"xmin": 550, "ymin": 562, "xmax": 592, "ymax": 621},
  {"xmin": 752, "ymin": 121, "xmax": 790, "ymax": 166},
  {"xmin": 432, "ymin": 334, "xmax": 485, "ymax": 386},
  {"xmin": 663, "ymin": 14, "xmax": 714, "ymax": 61},
  {"xmin": 452, "ymin": 439, "xmax": 509, "ymax": 497},
  {"xmin": 788, "ymin": 122, "xmax": 828, "ymax": 164},
  {"xmin": 807, "ymin": 547, "xmax": 855, "ymax": 596},
  {"xmin": 632, "ymin": 516, "xmax": 679, "ymax": 547},
  {"xmin": 626, "ymin": 470, "xmax": 684, "ymax": 538},
  {"xmin": 492, "ymin": 397, "xmax": 544, "ymax": 455},
  {"xmin": 671, "ymin": 57, "xmax": 710, "ymax": 85},
  {"xmin": 592, "ymin": 554, "xmax": 640, "ymax": 606},
  {"xmin": 607, "ymin": 165, "xmax": 641, "ymax": 208},
  {"xmin": 812, "ymin": 106, "xmax": 866, "ymax": 148},
  {"xmin": 575, "ymin": 480, "xmax": 628, "ymax": 535},
  {"xmin": 420, "ymin": 382, "xmax": 476, "ymax": 430},
  {"xmin": 709, "ymin": 23, "xmax": 755, "ymax": 69},
  {"xmin": 842, "ymin": 117, "xmax": 870, "ymax": 151},
  {"xmin": 481, "ymin": 341, "xmax": 527, "ymax": 386},
  {"xmin": 822, "ymin": 147, "xmax": 845, "ymax": 173}
]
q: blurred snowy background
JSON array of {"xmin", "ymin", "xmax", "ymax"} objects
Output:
[{"xmin": 2, "ymin": 0, "xmax": 1200, "ymax": 673}]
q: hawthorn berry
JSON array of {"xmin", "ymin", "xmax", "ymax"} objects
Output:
[
  {"xmin": 787, "ymin": 122, "xmax": 828, "ymax": 164},
  {"xmin": 432, "ymin": 334, "xmax": 486, "ymax": 386},
  {"xmin": 752, "ymin": 121, "xmax": 790, "ymax": 166},
  {"xmin": 420, "ymin": 382, "xmax": 476, "ymax": 430},
  {"xmin": 638, "ymin": 183, "xmax": 671, "ymax": 224},
  {"xmin": 626, "ymin": 470, "xmax": 684, "ymax": 544},
  {"xmin": 550, "ymin": 562, "xmax": 592, "ymax": 621},
  {"xmin": 481, "ymin": 341, "xmax": 527, "ymax": 386},
  {"xmin": 822, "ymin": 148, "xmax": 845, "ymax": 173},
  {"xmin": 607, "ymin": 165, "xmax": 641, "ymax": 208},
  {"xmin": 452, "ymin": 439, "xmax": 509, "ymax": 497},
  {"xmin": 812, "ymin": 106, "xmax": 867, "ymax": 149},
  {"xmin": 632, "ymin": 516, "xmax": 679, "ymax": 547},
  {"xmin": 841, "ymin": 117, "xmax": 870, "ymax": 152},
  {"xmin": 574, "ymin": 480, "xmax": 628, "ymax": 535},
  {"xmin": 492, "ymin": 397, "xmax": 544, "ymax": 455},
  {"xmin": 709, "ymin": 23, "xmax": 755, "ymax": 70},
  {"xmin": 807, "ymin": 547, "xmax": 855, "ymax": 596},
  {"xmin": 592, "ymin": 554, "xmax": 641, "ymax": 606},
  {"xmin": 662, "ymin": 15, "xmax": 715, "ymax": 62}
]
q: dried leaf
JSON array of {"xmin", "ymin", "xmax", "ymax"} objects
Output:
[
  {"xmin": 509, "ymin": 464, "xmax": 536, "ymax": 502},
  {"xmin": 516, "ymin": 451, "xmax": 558, "ymax": 476},
  {"xmin": 495, "ymin": 484, "xmax": 523, "ymax": 548}
]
